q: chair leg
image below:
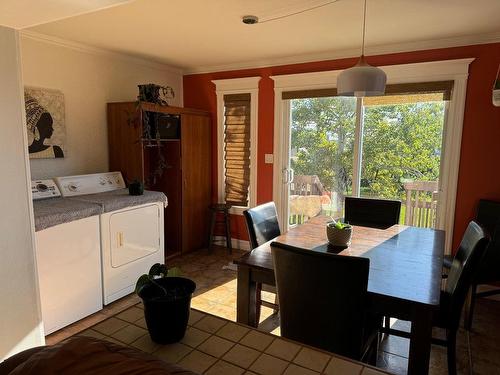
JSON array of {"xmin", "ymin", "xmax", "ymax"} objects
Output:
[
  {"xmin": 208, "ymin": 209, "xmax": 216, "ymax": 253},
  {"xmin": 446, "ymin": 329, "xmax": 457, "ymax": 375},
  {"xmin": 273, "ymin": 293, "xmax": 279, "ymax": 314},
  {"xmin": 255, "ymin": 283, "xmax": 262, "ymax": 326},
  {"xmin": 224, "ymin": 209, "xmax": 232, "ymax": 254},
  {"xmin": 464, "ymin": 284, "xmax": 477, "ymax": 331}
]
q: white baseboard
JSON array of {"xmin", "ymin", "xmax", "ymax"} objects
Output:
[{"xmin": 213, "ymin": 236, "xmax": 251, "ymax": 251}]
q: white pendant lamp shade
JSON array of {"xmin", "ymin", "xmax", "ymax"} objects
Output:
[
  {"xmin": 337, "ymin": 55, "xmax": 387, "ymax": 97},
  {"xmin": 337, "ymin": 0, "xmax": 386, "ymax": 97}
]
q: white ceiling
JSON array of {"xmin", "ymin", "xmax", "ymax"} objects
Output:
[
  {"xmin": 0, "ymin": 0, "xmax": 133, "ymax": 29},
  {"xmin": 25, "ymin": 0, "xmax": 500, "ymax": 73}
]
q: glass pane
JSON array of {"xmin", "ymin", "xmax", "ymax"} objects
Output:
[
  {"xmin": 289, "ymin": 97, "xmax": 357, "ymax": 225},
  {"xmin": 360, "ymin": 98, "xmax": 446, "ymax": 228}
]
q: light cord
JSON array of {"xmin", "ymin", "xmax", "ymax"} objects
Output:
[
  {"xmin": 257, "ymin": 1, "xmax": 337, "ymax": 23},
  {"xmin": 361, "ymin": 0, "xmax": 367, "ymax": 56}
]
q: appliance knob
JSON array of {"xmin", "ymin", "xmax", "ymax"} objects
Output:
[
  {"xmin": 36, "ymin": 183, "xmax": 48, "ymax": 192},
  {"xmin": 68, "ymin": 184, "xmax": 78, "ymax": 192}
]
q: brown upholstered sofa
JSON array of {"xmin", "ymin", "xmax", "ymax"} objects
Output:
[{"xmin": 0, "ymin": 337, "xmax": 198, "ymax": 375}]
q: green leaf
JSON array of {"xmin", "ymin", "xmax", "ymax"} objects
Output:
[
  {"xmin": 149, "ymin": 263, "xmax": 168, "ymax": 278},
  {"xmin": 135, "ymin": 274, "xmax": 151, "ymax": 295}
]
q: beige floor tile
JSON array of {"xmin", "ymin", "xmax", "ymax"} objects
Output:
[
  {"xmin": 177, "ymin": 350, "xmax": 217, "ymax": 373},
  {"xmin": 93, "ymin": 317, "xmax": 129, "ymax": 336},
  {"xmin": 135, "ymin": 317, "xmax": 148, "ymax": 329},
  {"xmin": 130, "ymin": 333, "xmax": 160, "ymax": 353},
  {"xmin": 283, "ymin": 364, "xmax": 320, "ymax": 375},
  {"xmin": 223, "ymin": 344, "xmax": 261, "ymax": 369},
  {"xmin": 205, "ymin": 360, "xmax": 245, "ymax": 375},
  {"xmin": 293, "ymin": 347, "xmax": 331, "ymax": 373},
  {"xmin": 188, "ymin": 309, "xmax": 206, "ymax": 325},
  {"xmin": 217, "ymin": 322, "xmax": 250, "ymax": 342},
  {"xmin": 198, "ymin": 335, "xmax": 235, "ymax": 358},
  {"xmin": 112, "ymin": 324, "xmax": 148, "ymax": 344},
  {"xmin": 101, "ymin": 336, "xmax": 125, "ymax": 346},
  {"xmin": 240, "ymin": 330, "xmax": 275, "ymax": 351},
  {"xmin": 154, "ymin": 342, "xmax": 192, "ymax": 363},
  {"xmin": 116, "ymin": 307, "xmax": 144, "ymax": 323},
  {"xmin": 323, "ymin": 356, "xmax": 363, "ymax": 375},
  {"xmin": 265, "ymin": 338, "xmax": 301, "ymax": 361},
  {"xmin": 194, "ymin": 315, "xmax": 227, "ymax": 333},
  {"xmin": 181, "ymin": 326, "xmax": 211, "ymax": 348},
  {"xmin": 249, "ymin": 353, "xmax": 289, "ymax": 375},
  {"xmin": 76, "ymin": 329, "xmax": 106, "ymax": 340}
]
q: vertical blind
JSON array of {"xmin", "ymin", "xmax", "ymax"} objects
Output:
[{"xmin": 223, "ymin": 93, "xmax": 251, "ymax": 206}]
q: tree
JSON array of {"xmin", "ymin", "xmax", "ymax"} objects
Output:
[{"xmin": 290, "ymin": 97, "xmax": 445, "ymax": 203}]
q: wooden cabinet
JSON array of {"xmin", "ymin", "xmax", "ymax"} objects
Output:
[{"xmin": 107, "ymin": 102, "xmax": 212, "ymax": 257}]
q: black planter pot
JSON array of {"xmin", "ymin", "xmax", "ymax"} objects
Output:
[{"xmin": 138, "ymin": 277, "xmax": 196, "ymax": 344}]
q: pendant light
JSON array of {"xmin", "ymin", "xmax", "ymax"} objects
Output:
[{"xmin": 337, "ymin": 0, "xmax": 386, "ymax": 97}]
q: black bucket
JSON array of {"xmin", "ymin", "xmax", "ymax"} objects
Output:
[{"xmin": 138, "ymin": 277, "xmax": 196, "ymax": 344}]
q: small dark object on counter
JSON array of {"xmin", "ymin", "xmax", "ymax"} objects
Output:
[{"xmin": 128, "ymin": 180, "xmax": 144, "ymax": 196}]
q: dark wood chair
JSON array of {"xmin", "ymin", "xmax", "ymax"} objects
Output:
[
  {"xmin": 344, "ymin": 196, "xmax": 401, "ymax": 330},
  {"xmin": 443, "ymin": 199, "xmax": 500, "ymax": 330},
  {"xmin": 270, "ymin": 241, "xmax": 380, "ymax": 363},
  {"xmin": 344, "ymin": 196, "xmax": 401, "ymax": 229},
  {"xmin": 385, "ymin": 221, "xmax": 489, "ymax": 375},
  {"xmin": 243, "ymin": 202, "xmax": 281, "ymax": 323}
]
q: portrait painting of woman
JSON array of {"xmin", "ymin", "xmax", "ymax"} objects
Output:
[{"xmin": 25, "ymin": 88, "xmax": 66, "ymax": 159}]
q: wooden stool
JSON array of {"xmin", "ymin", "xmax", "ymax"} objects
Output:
[{"xmin": 208, "ymin": 203, "xmax": 232, "ymax": 253}]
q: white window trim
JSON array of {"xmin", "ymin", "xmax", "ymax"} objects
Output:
[
  {"xmin": 271, "ymin": 58, "xmax": 474, "ymax": 254},
  {"xmin": 213, "ymin": 77, "xmax": 261, "ymax": 215}
]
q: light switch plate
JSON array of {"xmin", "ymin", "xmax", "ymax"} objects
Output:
[{"xmin": 265, "ymin": 154, "xmax": 274, "ymax": 164}]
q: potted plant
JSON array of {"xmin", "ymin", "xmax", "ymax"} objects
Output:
[
  {"xmin": 326, "ymin": 220, "xmax": 353, "ymax": 247},
  {"xmin": 135, "ymin": 263, "xmax": 196, "ymax": 344}
]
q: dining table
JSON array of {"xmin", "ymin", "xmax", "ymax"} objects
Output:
[{"xmin": 233, "ymin": 215, "xmax": 445, "ymax": 375}]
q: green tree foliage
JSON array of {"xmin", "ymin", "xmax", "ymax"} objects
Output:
[{"xmin": 290, "ymin": 97, "xmax": 444, "ymax": 201}]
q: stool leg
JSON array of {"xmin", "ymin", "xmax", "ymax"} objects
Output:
[
  {"xmin": 208, "ymin": 210, "xmax": 216, "ymax": 253},
  {"xmin": 225, "ymin": 209, "xmax": 232, "ymax": 253}
]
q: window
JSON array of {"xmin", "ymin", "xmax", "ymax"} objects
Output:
[{"xmin": 213, "ymin": 77, "xmax": 260, "ymax": 212}]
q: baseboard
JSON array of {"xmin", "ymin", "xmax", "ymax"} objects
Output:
[
  {"xmin": 213, "ymin": 236, "xmax": 251, "ymax": 251},
  {"xmin": 477, "ymin": 284, "xmax": 500, "ymax": 301}
]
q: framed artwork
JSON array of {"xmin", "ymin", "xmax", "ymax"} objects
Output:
[{"xmin": 25, "ymin": 87, "xmax": 66, "ymax": 159}]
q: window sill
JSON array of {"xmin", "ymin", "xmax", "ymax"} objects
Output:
[{"xmin": 229, "ymin": 206, "xmax": 248, "ymax": 216}]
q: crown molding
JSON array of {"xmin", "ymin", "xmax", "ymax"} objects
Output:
[
  {"xmin": 184, "ymin": 31, "xmax": 500, "ymax": 75},
  {"xmin": 20, "ymin": 30, "xmax": 184, "ymax": 75}
]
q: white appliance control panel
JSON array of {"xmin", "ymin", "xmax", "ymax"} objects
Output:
[
  {"xmin": 55, "ymin": 172, "xmax": 126, "ymax": 197},
  {"xmin": 32, "ymin": 179, "xmax": 61, "ymax": 200}
]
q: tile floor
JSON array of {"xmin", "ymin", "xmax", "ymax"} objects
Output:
[
  {"xmin": 77, "ymin": 305, "xmax": 389, "ymax": 375},
  {"xmin": 47, "ymin": 246, "xmax": 500, "ymax": 374}
]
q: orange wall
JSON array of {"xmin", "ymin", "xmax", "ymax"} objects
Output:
[{"xmin": 183, "ymin": 43, "xmax": 500, "ymax": 248}]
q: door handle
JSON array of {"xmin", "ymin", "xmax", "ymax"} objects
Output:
[
  {"xmin": 288, "ymin": 168, "xmax": 295, "ymax": 183},
  {"xmin": 282, "ymin": 168, "xmax": 289, "ymax": 184},
  {"xmin": 117, "ymin": 232, "xmax": 124, "ymax": 247}
]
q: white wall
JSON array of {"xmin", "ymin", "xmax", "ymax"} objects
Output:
[
  {"xmin": 20, "ymin": 34, "xmax": 183, "ymax": 179},
  {"xmin": 0, "ymin": 26, "xmax": 44, "ymax": 360}
]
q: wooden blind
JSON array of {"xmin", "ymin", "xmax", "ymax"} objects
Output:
[
  {"xmin": 282, "ymin": 81, "xmax": 454, "ymax": 101},
  {"xmin": 224, "ymin": 93, "xmax": 251, "ymax": 206}
]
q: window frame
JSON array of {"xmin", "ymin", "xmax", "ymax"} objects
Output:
[
  {"xmin": 271, "ymin": 58, "xmax": 474, "ymax": 254},
  {"xmin": 213, "ymin": 77, "xmax": 260, "ymax": 214}
]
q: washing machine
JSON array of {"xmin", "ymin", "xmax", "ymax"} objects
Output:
[{"xmin": 55, "ymin": 172, "xmax": 167, "ymax": 304}]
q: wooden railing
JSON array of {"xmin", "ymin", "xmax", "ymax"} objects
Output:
[{"xmin": 403, "ymin": 181, "xmax": 439, "ymax": 228}]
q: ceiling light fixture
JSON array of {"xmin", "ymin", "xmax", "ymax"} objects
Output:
[
  {"xmin": 337, "ymin": 0, "xmax": 386, "ymax": 97},
  {"xmin": 242, "ymin": 0, "xmax": 337, "ymax": 25}
]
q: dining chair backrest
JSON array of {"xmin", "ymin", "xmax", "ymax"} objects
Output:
[
  {"xmin": 271, "ymin": 241, "xmax": 370, "ymax": 360},
  {"xmin": 344, "ymin": 197, "xmax": 401, "ymax": 229},
  {"xmin": 444, "ymin": 221, "xmax": 489, "ymax": 329},
  {"xmin": 243, "ymin": 202, "xmax": 281, "ymax": 249},
  {"xmin": 475, "ymin": 199, "xmax": 500, "ymax": 283}
]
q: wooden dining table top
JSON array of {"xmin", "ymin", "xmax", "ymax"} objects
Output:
[{"xmin": 234, "ymin": 216, "xmax": 446, "ymax": 307}]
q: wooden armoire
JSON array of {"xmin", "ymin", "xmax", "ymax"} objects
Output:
[{"xmin": 107, "ymin": 102, "xmax": 211, "ymax": 257}]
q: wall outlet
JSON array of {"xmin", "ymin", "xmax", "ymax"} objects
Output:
[{"xmin": 264, "ymin": 154, "xmax": 274, "ymax": 164}]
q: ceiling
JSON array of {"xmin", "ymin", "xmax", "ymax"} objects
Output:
[
  {"xmin": 25, "ymin": 0, "xmax": 500, "ymax": 73},
  {"xmin": 0, "ymin": 0, "xmax": 133, "ymax": 29}
]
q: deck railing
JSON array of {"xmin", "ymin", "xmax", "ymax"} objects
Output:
[{"xmin": 403, "ymin": 181, "xmax": 439, "ymax": 228}]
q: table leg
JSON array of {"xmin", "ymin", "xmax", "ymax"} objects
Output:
[
  {"xmin": 237, "ymin": 265, "xmax": 257, "ymax": 327},
  {"xmin": 408, "ymin": 306, "xmax": 433, "ymax": 375}
]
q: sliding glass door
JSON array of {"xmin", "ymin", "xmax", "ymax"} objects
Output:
[{"xmin": 285, "ymin": 93, "xmax": 447, "ymax": 229}]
